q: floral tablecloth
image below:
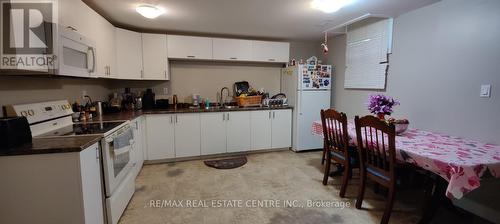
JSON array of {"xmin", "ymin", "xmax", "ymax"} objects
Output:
[{"xmin": 311, "ymin": 120, "xmax": 500, "ymax": 199}]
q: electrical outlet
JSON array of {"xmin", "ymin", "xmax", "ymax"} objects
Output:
[
  {"xmin": 480, "ymin": 84, "xmax": 491, "ymax": 98},
  {"xmin": 163, "ymin": 87, "xmax": 169, "ymax": 95}
]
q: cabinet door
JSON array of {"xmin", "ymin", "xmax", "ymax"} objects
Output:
[
  {"xmin": 79, "ymin": 143, "xmax": 104, "ymax": 224},
  {"xmin": 213, "ymin": 38, "xmax": 252, "ymax": 61},
  {"xmin": 200, "ymin": 113, "xmax": 227, "ymax": 155},
  {"xmin": 271, "ymin": 109, "xmax": 292, "ymax": 148},
  {"xmin": 250, "ymin": 110, "xmax": 272, "ymax": 150},
  {"xmin": 146, "ymin": 115, "xmax": 175, "ymax": 160},
  {"xmin": 142, "ymin": 33, "xmax": 169, "ymax": 80},
  {"xmin": 131, "ymin": 118, "xmax": 144, "ymax": 175},
  {"xmin": 252, "ymin": 41, "xmax": 290, "ymax": 63},
  {"xmin": 115, "ymin": 28, "xmax": 143, "ymax": 79},
  {"xmin": 174, "ymin": 114, "xmax": 201, "ymax": 158},
  {"xmin": 226, "ymin": 111, "xmax": 251, "ymax": 153},
  {"xmin": 167, "ymin": 35, "xmax": 212, "ymax": 60}
]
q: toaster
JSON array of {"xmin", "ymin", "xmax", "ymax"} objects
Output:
[{"xmin": 0, "ymin": 117, "xmax": 32, "ymax": 151}]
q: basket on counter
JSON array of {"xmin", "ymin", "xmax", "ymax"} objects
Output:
[{"xmin": 235, "ymin": 95, "xmax": 262, "ymax": 107}]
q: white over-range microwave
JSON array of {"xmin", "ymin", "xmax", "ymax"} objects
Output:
[{"xmin": 57, "ymin": 25, "xmax": 96, "ymax": 77}]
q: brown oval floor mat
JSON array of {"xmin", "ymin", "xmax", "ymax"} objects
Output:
[{"xmin": 204, "ymin": 157, "xmax": 247, "ymax": 169}]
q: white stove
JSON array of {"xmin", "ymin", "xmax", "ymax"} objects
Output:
[{"xmin": 5, "ymin": 100, "xmax": 135, "ymax": 224}]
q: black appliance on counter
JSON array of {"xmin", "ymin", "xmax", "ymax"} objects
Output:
[
  {"xmin": 155, "ymin": 99, "xmax": 169, "ymax": 109},
  {"xmin": 142, "ymin": 88, "xmax": 155, "ymax": 110},
  {"xmin": 0, "ymin": 117, "xmax": 32, "ymax": 150}
]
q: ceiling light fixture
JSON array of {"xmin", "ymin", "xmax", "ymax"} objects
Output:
[
  {"xmin": 310, "ymin": 0, "xmax": 353, "ymax": 13},
  {"xmin": 136, "ymin": 5, "xmax": 165, "ymax": 19}
]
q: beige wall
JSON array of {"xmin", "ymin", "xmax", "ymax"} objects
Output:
[
  {"xmin": 326, "ymin": 0, "xmax": 500, "ymax": 145},
  {"xmin": 168, "ymin": 61, "xmax": 283, "ymax": 103},
  {"xmin": 0, "ymin": 76, "xmax": 111, "ymax": 117}
]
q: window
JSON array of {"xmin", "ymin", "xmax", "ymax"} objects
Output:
[{"xmin": 344, "ymin": 18, "xmax": 393, "ymax": 89}]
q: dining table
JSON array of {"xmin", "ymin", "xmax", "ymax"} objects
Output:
[{"xmin": 311, "ymin": 120, "xmax": 500, "ymax": 200}]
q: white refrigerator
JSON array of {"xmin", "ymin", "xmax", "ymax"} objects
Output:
[{"xmin": 281, "ymin": 64, "xmax": 332, "ymax": 151}]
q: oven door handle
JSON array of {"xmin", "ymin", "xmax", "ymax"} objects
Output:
[{"xmin": 113, "ymin": 145, "xmax": 131, "ymax": 156}]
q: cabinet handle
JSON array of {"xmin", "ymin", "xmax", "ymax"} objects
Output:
[
  {"xmin": 175, "ymin": 115, "xmax": 178, "ymax": 123},
  {"xmin": 229, "ymin": 57, "xmax": 237, "ymax": 60},
  {"xmin": 141, "ymin": 70, "xmax": 144, "ymax": 78},
  {"xmin": 268, "ymin": 58, "xmax": 276, "ymax": 62},
  {"xmin": 170, "ymin": 116, "xmax": 173, "ymax": 123},
  {"xmin": 222, "ymin": 113, "xmax": 225, "ymax": 121},
  {"xmin": 273, "ymin": 111, "xmax": 275, "ymax": 119},
  {"xmin": 187, "ymin": 55, "xmax": 196, "ymax": 58},
  {"xmin": 269, "ymin": 111, "xmax": 271, "ymax": 119},
  {"xmin": 67, "ymin": 26, "xmax": 78, "ymax": 31},
  {"xmin": 227, "ymin": 113, "xmax": 229, "ymax": 121},
  {"xmin": 95, "ymin": 148, "xmax": 99, "ymax": 161}
]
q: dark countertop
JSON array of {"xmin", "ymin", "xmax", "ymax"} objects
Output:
[
  {"xmin": 97, "ymin": 106, "xmax": 293, "ymax": 122},
  {"xmin": 0, "ymin": 106, "xmax": 293, "ymax": 157},
  {"xmin": 0, "ymin": 136, "xmax": 102, "ymax": 157}
]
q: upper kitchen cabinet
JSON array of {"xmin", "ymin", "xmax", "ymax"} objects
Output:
[
  {"xmin": 142, "ymin": 33, "xmax": 169, "ymax": 80},
  {"xmin": 167, "ymin": 35, "xmax": 213, "ymax": 60},
  {"xmin": 213, "ymin": 38, "xmax": 252, "ymax": 61},
  {"xmin": 252, "ymin": 41, "xmax": 290, "ymax": 63},
  {"xmin": 92, "ymin": 15, "xmax": 116, "ymax": 78},
  {"xmin": 58, "ymin": 0, "xmax": 115, "ymax": 78},
  {"xmin": 115, "ymin": 28, "xmax": 143, "ymax": 80}
]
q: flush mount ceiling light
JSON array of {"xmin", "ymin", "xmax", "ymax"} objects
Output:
[
  {"xmin": 136, "ymin": 5, "xmax": 165, "ymax": 19},
  {"xmin": 311, "ymin": 0, "xmax": 353, "ymax": 13}
]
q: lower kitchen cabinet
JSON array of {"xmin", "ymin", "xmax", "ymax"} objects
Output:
[
  {"xmin": 226, "ymin": 111, "xmax": 251, "ymax": 153},
  {"xmin": 0, "ymin": 143, "xmax": 104, "ymax": 224},
  {"xmin": 145, "ymin": 115, "xmax": 175, "ymax": 160},
  {"xmin": 131, "ymin": 117, "xmax": 145, "ymax": 176},
  {"xmin": 271, "ymin": 109, "xmax": 292, "ymax": 148},
  {"xmin": 201, "ymin": 113, "xmax": 227, "ymax": 155},
  {"xmin": 250, "ymin": 109, "xmax": 292, "ymax": 150},
  {"xmin": 144, "ymin": 109, "xmax": 290, "ymax": 160},
  {"xmin": 174, "ymin": 114, "xmax": 201, "ymax": 158},
  {"xmin": 250, "ymin": 110, "xmax": 272, "ymax": 150}
]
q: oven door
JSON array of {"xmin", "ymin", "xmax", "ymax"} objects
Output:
[{"xmin": 101, "ymin": 126, "xmax": 134, "ymax": 197}]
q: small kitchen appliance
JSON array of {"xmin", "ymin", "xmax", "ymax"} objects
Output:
[{"xmin": 0, "ymin": 117, "xmax": 32, "ymax": 150}]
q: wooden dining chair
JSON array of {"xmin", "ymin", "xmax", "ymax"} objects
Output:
[
  {"xmin": 354, "ymin": 115, "xmax": 397, "ymax": 224},
  {"xmin": 320, "ymin": 109, "xmax": 358, "ymax": 198}
]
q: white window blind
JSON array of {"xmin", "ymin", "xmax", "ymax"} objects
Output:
[{"xmin": 344, "ymin": 18, "xmax": 393, "ymax": 89}]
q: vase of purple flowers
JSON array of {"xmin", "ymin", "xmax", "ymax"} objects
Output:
[{"xmin": 367, "ymin": 94, "xmax": 400, "ymax": 120}]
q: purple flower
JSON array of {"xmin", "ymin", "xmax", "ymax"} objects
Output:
[{"xmin": 367, "ymin": 94, "xmax": 400, "ymax": 115}]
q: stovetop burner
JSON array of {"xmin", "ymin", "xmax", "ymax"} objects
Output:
[{"xmin": 37, "ymin": 121, "xmax": 126, "ymax": 137}]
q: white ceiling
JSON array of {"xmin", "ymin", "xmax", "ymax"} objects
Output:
[{"xmin": 86, "ymin": 0, "xmax": 439, "ymax": 41}]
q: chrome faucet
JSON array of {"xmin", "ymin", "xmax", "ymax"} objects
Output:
[{"xmin": 219, "ymin": 87, "xmax": 230, "ymax": 107}]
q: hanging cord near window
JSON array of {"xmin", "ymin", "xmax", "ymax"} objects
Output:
[{"xmin": 380, "ymin": 53, "xmax": 391, "ymax": 76}]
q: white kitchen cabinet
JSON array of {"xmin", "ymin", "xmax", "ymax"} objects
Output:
[
  {"xmin": 94, "ymin": 18, "xmax": 116, "ymax": 78},
  {"xmin": 115, "ymin": 28, "xmax": 143, "ymax": 80},
  {"xmin": 226, "ymin": 111, "xmax": 251, "ymax": 153},
  {"xmin": 174, "ymin": 113, "xmax": 201, "ymax": 158},
  {"xmin": 146, "ymin": 115, "xmax": 175, "ymax": 160},
  {"xmin": 213, "ymin": 38, "xmax": 252, "ymax": 61},
  {"xmin": 252, "ymin": 41, "xmax": 290, "ymax": 63},
  {"xmin": 200, "ymin": 113, "xmax": 227, "ymax": 155},
  {"xmin": 167, "ymin": 35, "xmax": 213, "ymax": 60},
  {"xmin": 271, "ymin": 109, "xmax": 292, "ymax": 148},
  {"xmin": 59, "ymin": 0, "xmax": 115, "ymax": 78},
  {"xmin": 142, "ymin": 33, "xmax": 169, "ymax": 80},
  {"xmin": 250, "ymin": 110, "xmax": 272, "ymax": 150},
  {"xmin": 0, "ymin": 143, "xmax": 104, "ymax": 224},
  {"xmin": 131, "ymin": 117, "xmax": 145, "ymax": 176}
]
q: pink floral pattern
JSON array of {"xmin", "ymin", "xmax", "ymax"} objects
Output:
[{"xmin": 311, "ymin": 120, "xmax": 500, "ymax": 199}]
